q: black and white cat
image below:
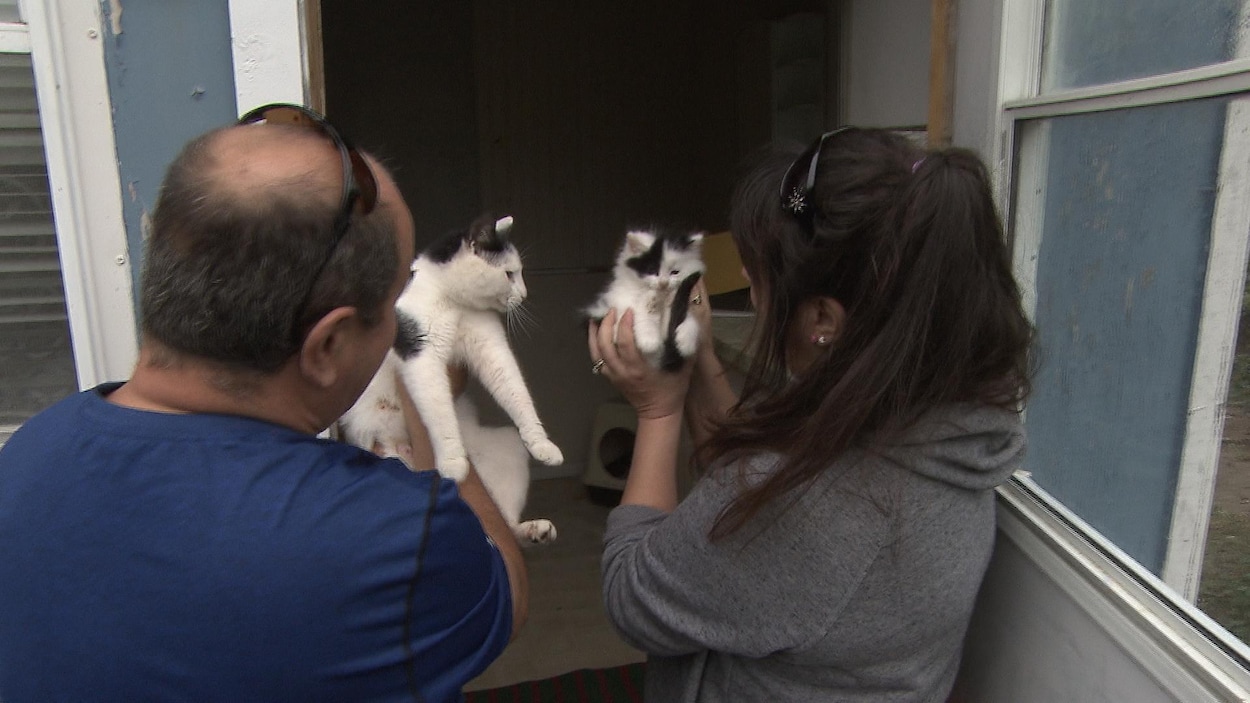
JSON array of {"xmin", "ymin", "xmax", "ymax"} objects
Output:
[
  {"xmin": 586, "ymin": 228, "xmax": 705, "ymax": 371},
  {"xmin": 340, "ymin": 214, "xmax": 560, "ymax": 543}
]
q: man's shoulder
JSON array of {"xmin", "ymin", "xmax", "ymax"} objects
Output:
[{"xmin": 1, "ymin": 386, "xmax": 99, "ymax": 452}]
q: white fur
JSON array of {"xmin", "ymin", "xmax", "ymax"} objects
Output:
[
  {"xmin": 341, "ymin": 217, "xmax": 563, "ymax": 485},
  {"xmin": 585, "ymin": 230, "xmax": 705, "ymax": 368},
  {"xmin": 457, "ymin": 396, "xmax": 555, "ymax": 544}
]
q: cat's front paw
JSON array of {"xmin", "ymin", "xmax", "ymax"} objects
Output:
[
  {"xmin": 525, "ymin": 438, "xmax": 564, "ymax": 466},
  {"xmin": 674, "ymin": 318, "xmax": 700, "ymax": 357},
  {"xmin": 515, "ymin": 519, "xmax": 557, "ymax": 545},
  {"xmin": 437, "ymin": 455, "xmax": 470, "ymax": 482}
]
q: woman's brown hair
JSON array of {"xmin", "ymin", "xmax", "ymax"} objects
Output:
[{"xmin": 704, "ymin": 128, "xmax": 1034, "ymax": 540}]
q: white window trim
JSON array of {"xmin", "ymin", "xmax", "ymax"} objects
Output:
[
  {"xmin": 1005, "ymin": 59, "xmax": 1250, "ymax": 118},
  {"xmin": 0, "ymin": 21, "xmax": 29, "ymax": 52},
  {"xmin": 19, "ymin": 0, "xmax": 136, "ymax": 387},
  {"xmin": 997, "ymin": 477, "xmax": 1250, "ymax": 699},
  {"xmin": 996, "ymin": 0, "xmax": 1250, "ymax": 601}
]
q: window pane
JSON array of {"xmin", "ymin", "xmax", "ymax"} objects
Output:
[
  {"xmin": 0, "ymin": 0, "xmax": 18, "ymax": 24},
  {"xmin": 1204, "ymin": 272, "xmax": 1250, "ymax": 641},
  {"xmin": 1017, "ymin": 97, "xmax": 1230, "ymax": 573},
  {"xmin": 1042, "ymin": 0, "xmax": 1250, "ymax": 92},
  {"xmin": 0, "ymin": 54, "xmax": 77, "ymax": 445}
]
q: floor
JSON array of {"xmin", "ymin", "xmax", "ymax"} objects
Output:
[{"xmin": 465, "ymin": 477, "xmax": 645, "ymax": 691}]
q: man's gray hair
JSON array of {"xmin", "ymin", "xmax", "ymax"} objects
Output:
[{"xmin": 139, "ymin": 127, "xmax": 398, "ymax": 373}]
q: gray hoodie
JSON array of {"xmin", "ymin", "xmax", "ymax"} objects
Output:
[{"xmin": 602, "ymin": 403, "xmax": 1025, "ymax": 702}]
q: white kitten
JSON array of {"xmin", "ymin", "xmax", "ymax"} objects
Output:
[
  {"xmin": 340, "ymin": 214, "xmax": 563, "ymax": 491},
  {"xmin": 586, "ymin": 228, "xmax": 705, "ymax": 371}
]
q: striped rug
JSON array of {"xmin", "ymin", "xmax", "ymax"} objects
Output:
[{"xmin": 464, "ymin": 663, "xmax": 645, "ymax": 703}]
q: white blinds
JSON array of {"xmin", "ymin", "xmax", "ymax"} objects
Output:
[{"xmin": 0, "ymin": 50, "xmax": 78, "ymax": 444}]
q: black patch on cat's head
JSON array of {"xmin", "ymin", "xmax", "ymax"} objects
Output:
[
  {"xmin": 421, "ymin": 214, "xmax": 512, "ymax": 265},
  {"xmin": 423, "ymin": 228, "xmax": 467, "ymax": 264},
  {"xmin": 625, "ymin": 228, "xmax": 696, "ymax": 276},
  {"xmin": 469, "ymin": 214, "xmax": 511, "ymax": 258},
  {"xmin": 393, "ymin": 309, "xmax": 425, "ymax": 360}
]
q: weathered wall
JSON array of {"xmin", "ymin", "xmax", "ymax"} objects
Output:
[{"xmin": 98, "ymin": 0, "xmax": 238, "ymax": 308}]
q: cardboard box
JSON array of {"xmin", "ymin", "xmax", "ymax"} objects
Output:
[{"xmin": 702, "ymin": 231, "xmax": 749, "ymax": 295}]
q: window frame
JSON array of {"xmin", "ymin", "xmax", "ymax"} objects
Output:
[
  {"xmin": 995, "ymin": 476, "xmax": 1250, "ymax": 697},
  {"xmin": 991, "ymin": 0, "xmax": 1250, "ymax": 684},
  {"xmin": 15, "ymin": 0, "xmax": 137, "ymax": 391},
  {"xmin": 997, "ymin": 0, "xmax": 1250, "ymax": 600}
]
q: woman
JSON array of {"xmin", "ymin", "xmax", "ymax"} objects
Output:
[{"xmin": 587, "ymin": 127, "xmax": 1032, "ymax": 702}]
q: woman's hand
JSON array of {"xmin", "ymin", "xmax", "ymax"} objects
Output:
[
  {"xmin": 589, "ymin": 308, "xmax": 690, "ymax": 512},
  {"xmin": 588, "ymin": 308, "xmax": 692, "ymax": 420}
]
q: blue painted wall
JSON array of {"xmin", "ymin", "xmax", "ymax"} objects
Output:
[
  {"xmin": 98, "ymin": 0, "xmax": 237, "ymax": 308},
  {"xmin": 1025, "ymin": 97, "xmax": 1226, "ymax": 571}
]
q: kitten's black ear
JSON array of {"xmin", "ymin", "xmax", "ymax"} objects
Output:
[{"xmin": 468, "ymin": 213, "xmax": 509, "ymax": 253}]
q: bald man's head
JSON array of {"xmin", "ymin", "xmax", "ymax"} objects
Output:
[
  {"xmin": 139, "ymin": 121, "xmax": 402, "ymax": 373},
  {"xmin": 205, "ymin": 124, "xmax": 345, "ymax": 215}
]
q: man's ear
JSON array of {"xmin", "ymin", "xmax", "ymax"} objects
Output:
[
  {"xmin": 799, "ymin": 296, "xmax": 846, "ymax": 346},
  {"xmin": 298, "ymin": 306, "xmax": 358, "ymax": 387}
]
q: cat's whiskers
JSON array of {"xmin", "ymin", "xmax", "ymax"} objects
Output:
[{"xmin": 506, "ymin": 303, "xmax": 537, "ymax": 339}]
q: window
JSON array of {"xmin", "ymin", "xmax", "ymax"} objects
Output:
[
  {"xmin": 0, "ymin": 1, "xmax": 77, "ymax": 445},
  {"xmin": 1040, "ymin": 0, "xmax": 1248, "ymax": 90},
  {"xmin": 1000, "ymin": 0, "xmax": 1250, "ymax": 650},
  {"xmin": 0, "ymin": 0, "xmax": 138, "ymax": 446}
]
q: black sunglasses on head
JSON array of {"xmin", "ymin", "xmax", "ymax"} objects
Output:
[
  {"xmin": 237, "ymin": 103, "xmax": 379, "ymax": 235},
  {"xmin": 236, "ymin": 103, "xmax": 380, "ymax": 340},
  {"xmin": 780, "ymin": 126, "xmax": 852, "ymax": 220}
]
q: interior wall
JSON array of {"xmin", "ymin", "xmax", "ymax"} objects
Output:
[
  {"xmin": 840, "ymin": 0, "xmax": 932, "ymax": 129},
  {"xmin": 321, "ymin": 1, "xmax": 482, "ymax": 241},
  {"xmin": 950, "ymin": 0, "xmax": 1004, "ymax": 159},
  {"xmin": 473, "ymin": 0, "xmax": 712, "ymax": 271}
]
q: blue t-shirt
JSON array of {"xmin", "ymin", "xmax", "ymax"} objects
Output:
[{"xmin": 0, "ymin": 384, "xmax": 511, "ymax": 702}]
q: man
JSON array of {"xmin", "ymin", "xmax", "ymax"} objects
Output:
[{"xmin": 0, "ymin": 105, "xmax": 526, "ymax": 702}]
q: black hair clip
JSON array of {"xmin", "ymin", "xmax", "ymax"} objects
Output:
[{"xmin": 779, "ymin": 127, "xmax": 852, "ymax": 218}]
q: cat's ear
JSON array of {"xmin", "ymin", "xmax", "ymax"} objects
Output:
[
  {"xmin": 624, "ymin": 230, "xmax": 653, "ymax": 255},
  {"xmin": 469, "ymin": 214, "xmax": 502, "ymax": 252},
  {"xmin": 495, "ymin": 215, "xmax": 514, "ymax": 238}
]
